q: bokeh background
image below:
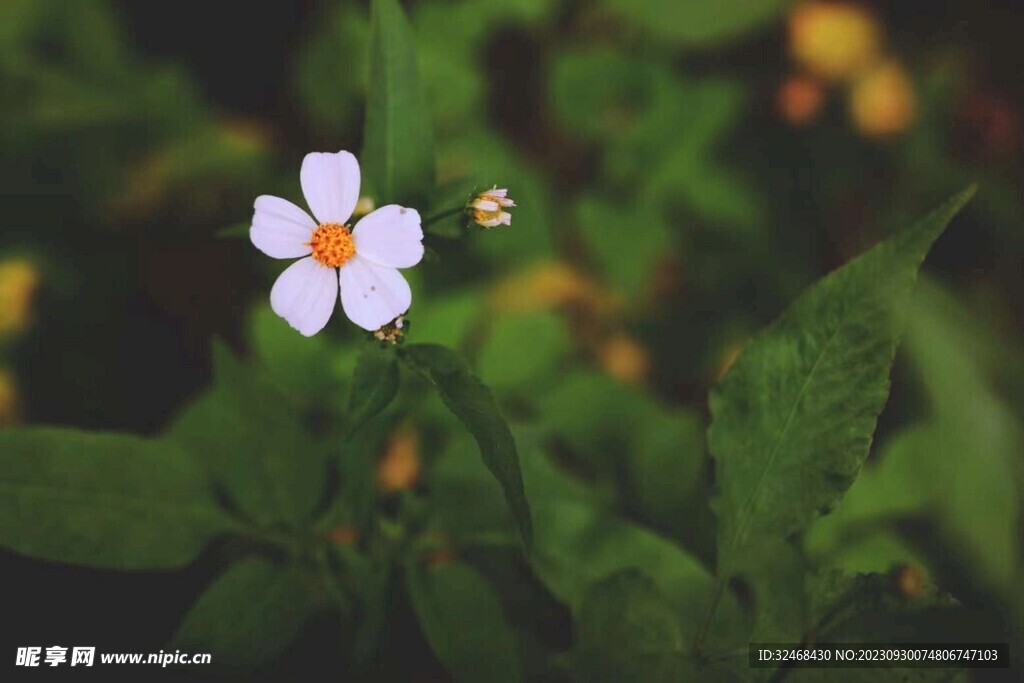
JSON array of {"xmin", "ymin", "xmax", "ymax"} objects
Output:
[{"xmin": 2, "ymin": 0, "xmax": 1022, "ymax": 679}]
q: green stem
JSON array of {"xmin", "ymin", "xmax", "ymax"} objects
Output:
[
  {"xmin": 314, "ymin": 546, "xmax": 349, "ymax": 606},
  {"xmin": 695, "ymin": 577, "xmax": 727, "ymax": 658},
  {"xmin": 422, "ymin": 205, "xmax": 465, "ymax": 226}
]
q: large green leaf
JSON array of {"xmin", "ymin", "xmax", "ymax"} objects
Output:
[
  {"xmin": 166, "ymin": 341, "xmax": 328, "ymax": 527},
  {"xmin": 347, "ymin": 345, "xmax": 400, "ymax": 437},
  {"xmin": 573, "ymin": 570, "xmax": 693, "ymax": 682},
  {"xmin": 406, "ymin": 561, "xmax": 523, "ymax": 683},
  {"xmin": 0, "ymin": 428, "xmax": 230, "ymax": 569},
  {"xmin": 362, "ymin": 0, "xmax": 434, "ymax": 205},
  {"xmin": 402, "ymin": 343, "xmax": 532, "ymax": 545},
  {"xmin": 808, "ymin": 287, "xmax": 1022, "ymax": 585},
  {"xmin": 709, "ymin": 188, "xmax": 975, "ymax": 571},
  {"xmin": 173, "ymin": 557, "xmax": 318, "ymax": 667},
  {"xmin": 602, "ymin": 0, "xmax": 791, "ymax": 48}
]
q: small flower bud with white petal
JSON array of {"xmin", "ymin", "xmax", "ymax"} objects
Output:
[{"xmin": 468, "ymin": 186, "xmax": 515, "ymax": 229}]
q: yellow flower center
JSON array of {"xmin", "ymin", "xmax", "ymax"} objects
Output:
[
  {"xmin": 474, "ymin": 207, "xmax": 500, "ymax": 222},
  {"xmin": 309, "ymin": 223, "xmax": 355, "ymax": 267}
]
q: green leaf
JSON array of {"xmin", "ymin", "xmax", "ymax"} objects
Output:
[
  {"xmin": 728, "ymin": 538, "xmax": 807, "ymax": 644},
  {"xmin": 214, "ymin": 222, "xmax": 249, "ymax": 239},
  {"xmin": 602, "ymin": 0, "xmax": 791, "ymax": 48},
  {"xmin": 529, "ymin": 491, "xmax": 720, "ymax": 652},
  {"xmin": 709, "ymin": 188, "xmax": 975, "ymax": 571},
  {"xmin": 804, "ymin": 426, "xmax": 936, "ymax": 574},
  {"xmin": 518, "ymin": 443, "xmax": 721, "ymax": 647},
  {"xmin": 901, "ymin": 282, "xmax": 1021, "ymax": 588},
  {"xmin": 0, "ymin": 428, "xmax": 230, "ymax": 569},
  {"xmin": 362, "ymin": 0, "xmax": 434, "ymax": 205},
  {"xmin": 477, "ymin": 311, "xmax": 569, "ymax": 391},
  {"xmin": 166, "ymin": 340, "xmax": 327, "ymax": 527},
  {"xmin": 402, "ymin": 343, "xmax": 532, "ymax": 545},
  {"xmin": 785, "ymin": 571, "xmax": 971, "ymax": 682},
  {"xmin": 573, "ymin": 570, "xmax": 693, "ymax": 682},
  {"xmin": 428, "ymin": 434, "xmax": 739, "ymax": 652},
  {"xmin": 807, "ymin": 283, "xmax": 1022, "ymax": 584},
  {"xmin": 249, "ymin": 303, "xmax": 344, "ymax": 401},
  {"xmin": 575, "ymin": 196, "xmax": 671, "ymax": 299},
  {"xmin": 347, "ymin": 345, "xmax": 400, "ymax": 436},
  {"xmin": 626, "ymin": 408, "xmax": 713, "ymax": 560},
  {"xmin": 538, "ymin": 372, "xmax": 714, "ymax": 559},
  {"xmin": 173, "ymin": 557, "xmax": 318, "ymax": 667},
  {"xmin": 295, "ymin": 2, "xmax": 369, "ymax": 137},
  {"xmin": 406, "ymin": 561, "xmax": 523, "ymax": 683},
  {"xmin": 408, "ymin": 290, "xmax": 482, "ymax": 348}
]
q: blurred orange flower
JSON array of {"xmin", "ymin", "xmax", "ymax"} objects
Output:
[
  {"xmin": 598, "ymin": 334, "xmax": 649, "ymax": 384},
  {"xmin": 777, "ymin": 75, "xmax": 826, "ymax": 125},
  {"xmin": 377, "ymin": 425, "xmax": 421, "ymax": 493}
]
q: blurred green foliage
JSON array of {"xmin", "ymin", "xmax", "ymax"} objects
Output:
[{"xmin": 1, "ymin": 0, "xmax": 1022, "ymax": 681}]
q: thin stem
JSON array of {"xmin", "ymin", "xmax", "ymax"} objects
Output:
[
  {"xmin": 695, "ymin": 577, "xmax": 727, "ymax": 658},
  {"xmin": 422, "ymin": 205, "xmax": 465, "ymax": 226}
]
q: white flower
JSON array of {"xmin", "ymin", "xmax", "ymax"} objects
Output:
[
  {"xmin": 250, "ymin": 151, "xmax": 424, "ymax": 336},
  {"xmin": 469, "ymin": 186, "xmax": 515, "ymax": 228}
]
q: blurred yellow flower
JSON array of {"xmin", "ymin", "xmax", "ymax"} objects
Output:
[
  {"xmin": 849, "ymin": 61, "xmax": 916, "ymax": 137},
  {"xmin": 598, "ymin": 334, "xmax": 649, "ymax": 384},
  {"xmin": 0, "ymin": 259, "xmax": 40, "ymax": 335},
  {"xmin": 789, "ymin": 2, "xmax": 882, "ymax": 82},
  {"xmin": 0, "ymin": 368, "xmax": 20, "ymax": 426},
  {"xmin": 377, "ymin": 426, "xmax": 421, "ymax": 493},
  {"xmin": 492, "ymin": 261, "xmax": 615, "ymax": 315},
  {"xmin": 777, "ymin": 75, "xmax": 826, "ymax": 125}
]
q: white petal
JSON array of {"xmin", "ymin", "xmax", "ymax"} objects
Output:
[
  {"xmin": 352, "ymin": 205, "xmax": 424, "ymax": 268},
  {"xmin": 269, "ymin": 257, "xmax": 338, "ymax": 337},
  {"xmin": 300, "ymin": 151, "xmax": 360, "ymax": 225},
  {"xmin": 339, "ymin": 257, "xmax": 412, "ymax": 331},
  {"xmin": 472, "ymin": 198, "xmax": 500, "ymax": 212},
  {"xmin": 250, "ymin": 195, "xmax": 315, "ymax": 258}
]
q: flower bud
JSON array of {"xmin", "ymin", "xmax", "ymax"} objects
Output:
[
  {"xmin": 468, "ymin": 186, "xmax": 515, "ymax": 229},
  {"xmin": 372, "ymin": 314, "xmax": 408, "ymax": 345}
]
